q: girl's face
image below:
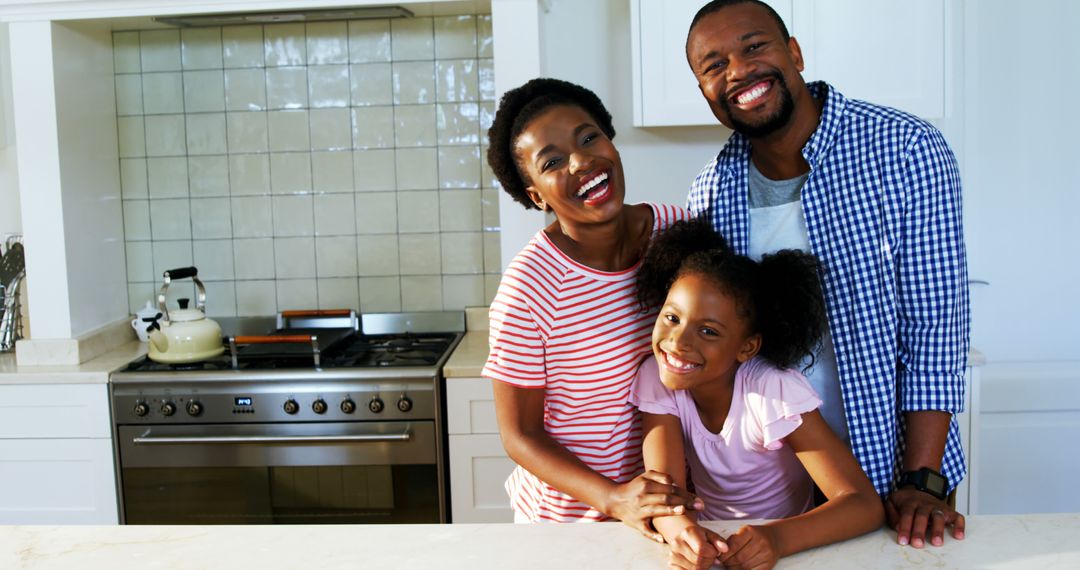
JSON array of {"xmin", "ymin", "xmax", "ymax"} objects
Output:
[
  {"xmin": 513, "ymin": 104, "xmax": 626, "ymax": 226},
  {"xmin": 652, "ymin": 273, "xmax": 761, "ymax": 391}
]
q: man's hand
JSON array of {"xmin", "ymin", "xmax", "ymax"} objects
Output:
[
  {"xmin": 666, "ymin": 524, "xmax": 727, "ymax": 570},
  {"xmin": 719, "ymin": 525, "xmax": 781, "ymax": 570},
  {"xmin": 885, "ymin": 488, "xmax": 966, "ymax": 547},
  {"xmin": 606, "ymin": 470, "xmax": 704, "ymax": 542}
]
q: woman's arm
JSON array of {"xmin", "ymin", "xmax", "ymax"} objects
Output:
[
  {"xmin": 721, "ymin": 410, "xmax": 885, "ymax": 568},
  {"xmin": 641, "ymin": 411, "xmax": 724, "ymax": 569},
  {"xmin": 493, "ymin": 381, "xmax": 694, "ymax": 540}
]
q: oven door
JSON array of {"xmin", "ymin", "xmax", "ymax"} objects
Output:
[{"xmin": 116, "ymin": 421, "xmax": 442, "ymax": 525}]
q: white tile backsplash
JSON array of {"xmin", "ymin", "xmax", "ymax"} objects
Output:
[
  {"xmin": 183, "ymin": 70, "xmax": 226, "ymax": 113},
  {"xmin": 273, "ymin": 237, "xmax": 317, "ymax": 279},
  {"xmin": 181, "ymin": 28, "xmax": 224, "ymax": 70},
  {"xmin": 268, "ymin": 110, "xmax": 311, "ymax": 151},
  {"xmin": 140, "ymin": 30, "xmax": 182, "ymax": 73},
  {"xmin": 225, "ymin": 68, "xmax": 268, "ymax": 111},
  {"xmin": 147, "ymin": 157, "xmax": 189, "ymax": 198},
  {"xmin": 142, "ymin": 72, "xmax": 184, "ymax": 114},
  {"xmin": 308, "ymin": 64, "xmax": 350, "ymax": 108},
  {"xmin": 185, "ymin": 113, "xmax": 227, "ymax": 155},
  {"xmin": 264, "ymin": 23, "xmax": 307, "ymax": 67},
  {"xmin": 145, "ymin": 114, "xmax": 187, "ymax": 157},
  {"xmin": 189, "ymin": 156, "xmax": 231, "ymax": 197},
  {"xmin": 434, "ymin": 16, "xmax": 478, "ymax": 60},
  {"xmin": 117, "ymin": 15, "xmax": 499, "ymax": 314},
  {"xmin": 269, "ymin": 153, "xmax": 313, "ymax": 195},
  {"xmin": 222, "ymin": 26, "xmax": 265, "ymax": 68},
  {"xmin": 391, "ymin": 18, "xmax": 434, "ymax": 61},
  {"xmin": 306, "ymin": 22, "xmax": 349, "ymax": 65},
  {"xmin": 266, "ymin": 67, "xmax": 309, "ymax": 110}
]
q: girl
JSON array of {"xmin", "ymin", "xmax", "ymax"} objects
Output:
[
  {"xmin": 482, "ymin": 78, "xmax": 700, "ymax": 537},
  {"xmin": 631, "ymin": 218, "xmax": 884, "ymax": 569}
]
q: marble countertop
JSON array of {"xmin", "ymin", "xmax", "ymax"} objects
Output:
[
  {"xmin": 1, "ymin": 514, "xmax": 1078, "ymax": 569},
  {"xmin": 0, "ymin": 342, "xmax": 146, "ymax": 385},
  {"xmin": 444, "ymin": 330, "xmax": 488, "ymax": 378}
]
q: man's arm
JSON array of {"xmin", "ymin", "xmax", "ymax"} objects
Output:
[{"xmin": 890, "ymin": 127, "xmax": 971, "ymax": 547}]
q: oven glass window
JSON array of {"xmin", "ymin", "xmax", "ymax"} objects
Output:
[{"xmin": 121, "ymin": 465, "xmax": 440, "ymax": 524}]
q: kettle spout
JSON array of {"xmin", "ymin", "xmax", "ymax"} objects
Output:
[{"xmin": 148, "ymin": 327, "xmax": 169, "ymax": 353}]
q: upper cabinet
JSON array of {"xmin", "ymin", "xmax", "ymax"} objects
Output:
[{"xmin": 630, "ymin": 0, "xmax": 946, "ymax": 127}]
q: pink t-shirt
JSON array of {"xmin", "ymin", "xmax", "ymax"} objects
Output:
[{"xmin": 630, "ymin": 355, "xmax": 822, "ymax": 521}]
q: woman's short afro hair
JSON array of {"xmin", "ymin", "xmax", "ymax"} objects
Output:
[{"xmin": 486, "ymin": 78, "xmax": 616, "ymax": 210}]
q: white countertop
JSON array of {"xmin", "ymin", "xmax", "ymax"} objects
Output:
[
  {"xmin": 1, "ymin": 514, "xmax": 1077, "ymax": 569},
  {"xmin": 0, "ymin": 342, "xmax": 146, "ymax": 385}
]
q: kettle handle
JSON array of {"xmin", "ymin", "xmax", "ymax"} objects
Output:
[{"xmin": 157, "ymin": 267, "xmax": 207, "ymax": 319}]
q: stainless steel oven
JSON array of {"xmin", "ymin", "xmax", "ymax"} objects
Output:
[{"xmin": 110, "ymin": 311, "xmax": 462, "ymax": 525}]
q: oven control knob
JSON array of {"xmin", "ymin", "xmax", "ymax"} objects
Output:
[
  {"xmin": 186, "ymin": 401, "xmax": 203, "ymax": 416},
  {"xmin": 368, "ymin": 397, "xmax": 385, "ymax": 414},
  {"xmin": 160, "ymin": 401, "xmax": 177, "ymax": 416},
  {"xmin": 283, "ymin": 399, "xmax": 300, "ymax": 415},
  {"xmin": 340, "ymin": 399, "xmax": 356, "ymax": 414},
  {"xmin": 312, "ymin": 399, "xmax": 328, "ymax": 414},
  {"xmin": 397, "ymin": 395, "xmax": 413, "ymax": 413},
  {"xmin": 133, "ymin": 401, "xmax": 149, "ymax": 417}
]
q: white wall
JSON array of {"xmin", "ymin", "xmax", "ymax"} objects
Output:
[
  {"xmin": 0, "ymin": 22, "xmax": 20, "ymax": 239},
  {"xmin": 52, "ymin": 21, "xmax": 127, "ymax": 337},
  {"xmin": 962, "ymin": 0, "xmax": 1079, "ymax": 364}
]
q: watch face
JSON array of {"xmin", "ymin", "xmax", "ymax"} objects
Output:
[{"xmin": 926, "ymin": 473, "xmax": 947, "ymax": 496}]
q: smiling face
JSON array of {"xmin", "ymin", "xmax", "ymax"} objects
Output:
[
  {"xmin": 686, "ymin": 3, "xmax": 806, "ymax": 138},
  {"xmin": 513, "ymin": 104, "xmax": 626, "ymax": 227},
  {"xmin": 652, "ymin": 272, "xmax": 761, "ymax": 392}
]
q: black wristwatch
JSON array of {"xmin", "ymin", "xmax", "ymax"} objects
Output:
[{"xmin": 897, "ymin": 467, "xmax": 949, "ymax": 500}]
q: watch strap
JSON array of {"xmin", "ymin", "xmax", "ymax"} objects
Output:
[{"xmin": 898, "ymin": 467, "xmax": 949, "ymax": 500}]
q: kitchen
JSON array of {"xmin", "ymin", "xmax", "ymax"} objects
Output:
[{"xmin": 2, "ymin": 0, "xmax": 1079, "ymax": 566}]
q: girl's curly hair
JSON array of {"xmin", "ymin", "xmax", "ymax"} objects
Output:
[
  {"xmin": 637, "ymin": 217, "xmax": 828, "ymax": 371},
  {"xmin": 485, "ymin": 78, "xmax": 616, "ymax": 210}
]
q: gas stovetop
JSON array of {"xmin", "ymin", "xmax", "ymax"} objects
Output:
[{"xmin": 121, "ymin": 332, "xmax": 460, "ymax": 372}]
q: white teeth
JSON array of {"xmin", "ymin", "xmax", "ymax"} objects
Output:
[
  {"xmin": 576, "ymin": 171, "xmax": 609, "ymax": 197},
  {"xmin": 736, "ymin": 83, "xmax": 769, "ymax": 105},
  {"xmin": 664, "ymin": 351, "xmax": 699, "ymax": 371}
]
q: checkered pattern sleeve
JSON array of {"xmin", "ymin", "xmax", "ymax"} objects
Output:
[{"xmin": 895, "ymin": 128, "xmax": 970, "ymax": 413}]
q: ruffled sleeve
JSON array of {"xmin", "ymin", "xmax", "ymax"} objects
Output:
[
  {"xmin": 629, "ymin": 355, "xmax": 680, "ymax": 417},
  {"xmin": 741, "ymin": 359, "xmax": 823, "ymax": 450}
]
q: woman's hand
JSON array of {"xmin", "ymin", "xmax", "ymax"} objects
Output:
[
  {"xmin": 606, "ymin": 470, "xmax": 703, "ymax": 542},
  {"xmin": 719, "ymin": 525, "xmax": 781, "ymax": 570},
  {"xmin": 886, "ymin": 488, "xmax": 966, "ymax": 547},
  {"xmin": 666, "ymin": 524, "xmax": 728, "ymax": 570}
]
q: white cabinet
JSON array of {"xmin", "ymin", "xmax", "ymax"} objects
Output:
[
  {"xmin": 0, "ymin": 384, "xmax": 118, "ymax": 524},
  {"xmin": 630, "ymin": 0, "xmax": 947, "ymax": 126},
  {"xmin": 447, "ymin": 377, "xmax": 516, "ymax": 523},
  {"xmin": 967, "ymin": 363, "xmax": 1080, "ymax": 515}
]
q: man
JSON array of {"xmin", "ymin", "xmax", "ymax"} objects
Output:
[{"xmin": 684, "ymin": 0, "xmax": 970, "ymax": 550}]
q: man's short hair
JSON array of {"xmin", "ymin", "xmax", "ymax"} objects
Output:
[{"xmin": 688, "ymin": 0, "xmax": 791, "ymax": 43}]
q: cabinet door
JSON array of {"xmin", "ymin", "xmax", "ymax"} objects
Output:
[
  {"xmin": 0, "ymin": 384, "xmax": 111, "ymax": 438},
  {"xmin": 794, "ymin": 0, "xmax": 945, "ymax": 117},
  {"xmin": 449, "ymin": 434, "xmax": 516, "ymax": 523},
  {"xmin": 446, "ymin": 377, "xmax": 500, "ymax": 435},
  {"xmin": 631, "ymin": 0, "xmax": 793, "ymax": 126},
  {"xmin": 0, "ymin": 438, "xmax": 118, "ymax": 524}
]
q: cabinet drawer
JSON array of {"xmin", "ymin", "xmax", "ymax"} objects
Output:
[
  {"xmin": 446, "ymin": 377, "xmax": 499, "ymax": 435},
  {"xmin": 0, "ymin": 384, "xmax": 111, "ymax": 438},
  {"xmin": 0, "ymin": 438, "xmax": 118, "ymax": 524}
]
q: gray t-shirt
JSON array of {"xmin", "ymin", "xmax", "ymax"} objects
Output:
[{"xmin": 747, "ymin": 160, "xmax": 849, "ymax": 444}]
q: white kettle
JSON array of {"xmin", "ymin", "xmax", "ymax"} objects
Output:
[{"xmin": 147, "ymin": 267, "xmax": 224, "ymax": 364}]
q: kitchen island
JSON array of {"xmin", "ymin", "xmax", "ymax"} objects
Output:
[{"xmin": 2, "ymin": 514, "xmax": 1078, "ymax": 569}]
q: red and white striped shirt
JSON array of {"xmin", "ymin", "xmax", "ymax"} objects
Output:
[{"xmin": 484, "ymin": 203, "xmax": 689, "ymax": 522}]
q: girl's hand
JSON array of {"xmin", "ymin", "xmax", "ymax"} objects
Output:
[
  {"xmin": 667, "ymin": 524, "xmax": 728, "ymax": 570},
  {"xmin": 607, "ymin": 470, "xmax": 703, "ymax": 542},
  {"xmin": 719, "ymin": 524, "xmax": 781, "ymax": 570}
]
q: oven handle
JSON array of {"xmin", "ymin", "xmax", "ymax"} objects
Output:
[{"xmin": 132, "ymin": 429, "xmax": 412, "ymax": 445}]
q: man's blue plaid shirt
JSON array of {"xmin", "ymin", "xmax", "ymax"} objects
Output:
[{"xmin": 688, "ymin": 81, "xmax": 970, "ymax": 496}]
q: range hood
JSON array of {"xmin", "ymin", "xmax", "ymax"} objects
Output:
[{"xmin": 155, "ymin": 6, "xmax": 413, "ymax": 27}]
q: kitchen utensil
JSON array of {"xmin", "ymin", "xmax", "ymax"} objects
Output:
[
  {"xmin": 130, "ymin": 300, "xmax": 162, "ymax": 343},
  {"xmin": 147, "ymin": 267, "xmax": 225, "ymax": 364},
  {"xmin": 0, "ymin": 238, "xmax": 25, "ymax": 352},
  {"xmin": 0, "ymin": 241, "xmax": 24, "ymax": 287}
]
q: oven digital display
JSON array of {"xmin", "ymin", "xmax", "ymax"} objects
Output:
[{"xmin": 235, "ymin": 397, "xmax": 253, "ymax": 406}]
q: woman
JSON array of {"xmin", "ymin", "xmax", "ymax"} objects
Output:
[{"xmin": 483, "ymin": 78, "xmax": 697, "ymax": 539}]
